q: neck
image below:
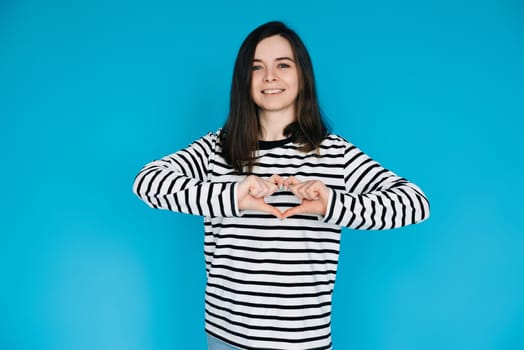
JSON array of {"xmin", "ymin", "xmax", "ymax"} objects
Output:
[{"xmin": 258, "ymin": 110, "xmax": 295, "ymax": 141}]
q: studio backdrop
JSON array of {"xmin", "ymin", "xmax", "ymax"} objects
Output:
[{"xmin": 2, "ymin": 0, "xmax": 523, "ymax": 349}]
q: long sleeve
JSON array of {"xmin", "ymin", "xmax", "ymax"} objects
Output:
[
  {"xmin": 323, "ymin": 140, "xmax": 430, "ymax": 230},
  {"xmin": 132, "ymin": 132, "xmax": 239, "ymax": 217}
]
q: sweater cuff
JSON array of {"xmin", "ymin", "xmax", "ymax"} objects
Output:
[
  {"xmin": 322, "ymin": 188, "xmax": 336, "ymax": 223},
  {"xmin": 230, "ymin": 182, "xmax": 241, "ymax": 217}
]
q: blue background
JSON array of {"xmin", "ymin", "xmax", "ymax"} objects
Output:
[{"xmin": 2, "ymin": 0, "xmax": 523, "ymax": 349}]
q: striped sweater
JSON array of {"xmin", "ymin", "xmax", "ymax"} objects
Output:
[{"xmin": 133, "ymin": 130, "xmax": 430, "ymax": 350}]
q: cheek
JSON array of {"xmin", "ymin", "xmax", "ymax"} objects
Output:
[
  {"xmin": 251, "ymin": 73, "xmax": 262, "ymax": 89},
  {"xmin": 289, "ymin": 72, "xmax": 300, "ymax": 90},
  {"xmin": 290, "ymin": 76, "xmax": 300, "ymax": 95},
  {"xmin": 250, "ymin": 78, "xmax": 257, "ymax": 98}
]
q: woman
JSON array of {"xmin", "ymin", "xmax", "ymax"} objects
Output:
[{"xmin": 133, "ymin": 21, "xmax": 430, "ymax": 350}]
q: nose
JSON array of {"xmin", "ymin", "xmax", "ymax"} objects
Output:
[{"xmin": 263, "ymin": 68, "xmax": 278, "ymax": 82}]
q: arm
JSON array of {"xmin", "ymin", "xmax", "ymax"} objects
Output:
[
  {"xmin": 133, "ymin": 133, "xmax": 284, "ymax": 218},
  {"xmin": 323, "ymin": 142, "xmax": 430, "ymax": 230},
  {"xmin": 132, "ymin": 133, "xmax": 239, "ymax": 217},
  {"xmin": 282, "ymin": 140, "xmax": 430, "ymax": 230}
]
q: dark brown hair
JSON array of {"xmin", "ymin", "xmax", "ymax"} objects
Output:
[{"xmin": 220, "ymin": 21, "xmax": 328, "ymax": 173}]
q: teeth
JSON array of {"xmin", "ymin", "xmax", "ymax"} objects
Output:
[{"xmin": 262, "ymin": 89, "xmax": 284, "ymax": 94}]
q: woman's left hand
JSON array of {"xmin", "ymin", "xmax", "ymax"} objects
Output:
[{"xmin": 281, "ymin": 176, "xmax": 330, "ymax": 219}]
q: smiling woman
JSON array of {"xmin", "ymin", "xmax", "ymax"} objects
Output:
[
  {"xmin": 250, "ymin": 35, "xmax": 299, "ymax": 131},
  {"xmin": 132, "ymin": 21, "xmax": 430, "ymax": 350}
]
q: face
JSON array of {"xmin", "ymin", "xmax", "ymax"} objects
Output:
[{"xmin": 251, "ymin": 35, "xmax": 300, "ymax": 117}]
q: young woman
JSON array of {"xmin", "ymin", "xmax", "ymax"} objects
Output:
[{"xmin": 133, "ymin": 21, "xmax": 430, "ymax": 350}]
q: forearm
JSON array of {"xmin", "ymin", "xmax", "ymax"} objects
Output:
[
  {"xmin": 323, "ymin": 182, "xmax": 430, "ymax": 230},
  {"xmin": 132, "ymin": 132, "xmax": 240, "ymax": 218},
  {"xmin": 133, "ymin": 164, "xmax": 239, "ymax": 217}
]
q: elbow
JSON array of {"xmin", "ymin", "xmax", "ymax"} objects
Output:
[
  {"xmin": 416, "ymin": 192, "xmax": 431, "ymax": 224},
  {"xmin": 132, "ymin": 173, "xmax": 144, "ymax": 199},
  {"xmin": 132, "ymin": 171, "xmax": 156, "ymax": 209}
]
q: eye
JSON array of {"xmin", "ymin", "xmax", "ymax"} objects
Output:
[
  {"xmin": 252, "ymin": 65, "xmax": 263, "ymax": 71},
  {"xmin": 277, "ymin": 63, "xmax": 291, "ymax": 69}
]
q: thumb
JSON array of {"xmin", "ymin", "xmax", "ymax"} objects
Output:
[
  {"xmin": 257, "ymin": 201, "xmax": 283, "ymax": 219},
  {"xmin": 281, "ymin": 206, "xmax": 300, "ymax": 219}
]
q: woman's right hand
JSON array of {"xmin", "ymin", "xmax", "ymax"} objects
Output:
[{"xmin": 237, "ymin": 174, "xmax": 283, "ymax": 219}]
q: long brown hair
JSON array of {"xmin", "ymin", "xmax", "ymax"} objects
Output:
[{"xmin": 220, "ymin": 21, "xmax": 328, "ymax": 173}]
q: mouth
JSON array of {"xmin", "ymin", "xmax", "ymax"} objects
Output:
[{"xmin": 261, "ymin": 89, "xmax": 285, "ymax": 95}]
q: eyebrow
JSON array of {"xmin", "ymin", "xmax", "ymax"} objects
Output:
[{"xmin": 253, "ymin": 56, "xmax": 295, "ymax": 62}]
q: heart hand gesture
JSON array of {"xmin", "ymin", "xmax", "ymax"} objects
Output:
[
  {"xmin": 237, "ymin": 174, "xmax": 284, "ymax": 219},
  {"xmin": 281, "ymin": 176, "xmax": 330, "ymax": 219}
]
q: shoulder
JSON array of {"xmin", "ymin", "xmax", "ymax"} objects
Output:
[
  {"xmin": 320, "ymin": 134, "xmax": 355, "ymax": 149},
  {"xmin": 191, "ymin": 129, "xmax": 221, "ymax": 145},
  {"xmin": 180, "ymin": 130, "xmax": 222, "ymax": 155}
]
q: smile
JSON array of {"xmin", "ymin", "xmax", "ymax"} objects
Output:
[{"xmin": 261, "ymin": 89, "xmax": 285, "ymax": 95}]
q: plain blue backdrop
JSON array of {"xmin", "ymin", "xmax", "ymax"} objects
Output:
[{"xmin": 2, "ymin": 0, "xmax": 523, "ymax": 349}]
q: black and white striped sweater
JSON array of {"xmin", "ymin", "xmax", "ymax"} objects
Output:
[{"xmin": 133, "ymin": 130, "xmax": 430, "ymax": 350}]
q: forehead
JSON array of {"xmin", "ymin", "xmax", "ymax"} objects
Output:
[{"xmin": 253, "ymin": 35, "xmax": 294, "ymax": 60}]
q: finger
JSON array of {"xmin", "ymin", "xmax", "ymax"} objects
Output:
[
  {"xmin": 239, "ymin": 175, "xmax": 265, "ymax": 197},
  {"xmin": 250, "ymin": 186, "xmax": 270, "ymax": 198},
  {"xmin": 237, "ymin": 176, "xmax": 252, "ymax": 197},
  {"xmin": 263, "ymin": 179, "xmax": 280, "ymax": 194},
  {"xmin": 268, "ymin": 174, "xmax": 284, "ymax": 188},
  {"xmin": 307, "ymin": 180, "xmax": 330, "ymax": 202},
  {"xmin": 297, "ymin": 180, "xmax": 328, "ymax": 201},
  {"xmin": 301, "ymin": 182, "xmax": 320, "ymax": 200},
  {"xmin": 265, "ymin": 180, "xmax": 279, "ymax": 196},
  {"xmin": 288, "ymin": 184, "xmax": 304, "ymax": 200},
  {"xmin": 281, "ymin": 205, "xmax": 303, "ymax": 219},
  {"xmin": 283, "ymin": 176, "xmax": 301, "ymax": 190},
  {"xmin": 289, "ymin": 182, "xmax": 311, "ymax": 200},
  {"xmin": 248, "ymin": 176, "xmax": 272, "ymax": 198},
  {"xmin": 296, "ymin": 182, "xmax": 311, "ymax": 200},
  {"xmin": 283, "ymin": 197, "xmax": 327, "ymax": 217},
  {"xmin": 258, "ymin": 202, "xmax": 283, "ymax": 219}
]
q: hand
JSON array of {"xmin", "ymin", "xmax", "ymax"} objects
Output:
[
  {"xmin": 237, "ymin": 174, "xmax": 284, "ymax": 219},
  {"xmin": 281, "ymin": 176, "xmax": 330, "ymax": 219}
]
